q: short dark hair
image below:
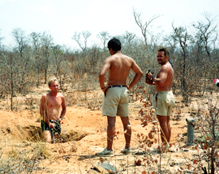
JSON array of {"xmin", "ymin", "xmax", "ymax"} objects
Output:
[
  {"xmin": 158, "ymin": 48, "xmax": 170, "ymax": 57},
  {"xmin": 107, "ymin": 37, "xmax": 121, "ymax": 51},
  {"xmin": 158, "ymin": 48, "xmax": 174, "ymax": 68}
]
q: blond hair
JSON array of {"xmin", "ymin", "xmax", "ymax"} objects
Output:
[{"xmin": 48, "ymin": 77, "xmax": 58, "ymax": 86}]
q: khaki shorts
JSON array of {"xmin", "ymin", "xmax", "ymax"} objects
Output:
[
  {"xmin": 152, "ymin": 91, "xmax": 175, "ymax": 116},
  {"xmin": 102, "ymin": 87, "xmax": 129, "ymax": 117}
]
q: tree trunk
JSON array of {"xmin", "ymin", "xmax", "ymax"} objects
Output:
[
  {"xmin": 44, "ymin": 69, "xmax": 47, "ymax": 84},
  {"xmin": 37, "ymin": 68, "xmax": 40, "ymax": 88},
  {"xmin": 10, "ymin": 72, "xmax": 13, "ymax": 111}
]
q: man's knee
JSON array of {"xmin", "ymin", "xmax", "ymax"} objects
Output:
[
  {"xmin": 107, "ymin": 116, "xmax": 116, "ymax": 128},
  {"xmin": 123, "ymin": 123, "xmax": 131, "ymax": 130},
  {"xmin": 108, "ymin": 122, "xmax": 115, "ymax": 129},
  {"xmin": 44, "ymin": 131, "xmax": 52, "ymax": 143},
  {"xmin": 46, "ymin": 139, "xmax": 52, "ymax": 143},
  {"xmin": 157, "ymin": 115, "xmax": 169, "ymax": 123}
]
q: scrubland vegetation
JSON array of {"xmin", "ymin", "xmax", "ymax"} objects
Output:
[{"xmin": 0, "ymin": 11, "xmax": 218, "ymax": 173}]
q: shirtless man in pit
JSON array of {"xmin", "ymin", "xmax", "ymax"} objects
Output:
[
  {"xmin": 146, "ymin": 48, "xmax": 175, "ymax": 147},
  {"xmin": 40, "ymin": 78, "xmax": 66, "ymax": 143},
  {"xmin": 96, "ymin": 38, "xmax": 143, "ymax": 156}
]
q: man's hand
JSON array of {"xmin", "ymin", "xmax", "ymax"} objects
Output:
[
  {"xmin": 145, "ymin": 70, "xmax": 154, "ymax": 84},
  {"xmin": 58, "ymin": 118, "xmax": 63, "ymax": 123},
  {"xmin": 49, "ymin": 122, "xmax": 56, "ymax": 128},
  {"xmin": 147, "ymin": 72, "xmax": 153, "ymax": 80},
  {"xmin": 101, "ymin": 86, "xmax": 108, "ymax": 93}
]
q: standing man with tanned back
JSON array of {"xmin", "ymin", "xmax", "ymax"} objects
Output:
[
  {"xmin": 96, "ymin": 38, "xmax": 143, "ymax": 156},
  {"xmin": 146, "ymin": 48, "xmax": 175, "ymax": 149},
  {"xmin": 40, "ymin": 77, "xmax": 66, "ymax": 143}
]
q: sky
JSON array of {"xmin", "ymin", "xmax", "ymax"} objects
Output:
[{"xmin": 0, "ymin": 0, "xmax": 219, "ymax": 50}]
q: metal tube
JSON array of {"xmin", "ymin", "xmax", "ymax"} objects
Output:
[{"xmin": 186, "ymin": 118, "xmax": 195, "ymax": 146}]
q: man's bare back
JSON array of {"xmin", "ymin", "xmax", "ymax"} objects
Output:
[
  {"xmin": 99, "ymin": 51, "xmax": 142, "ymax": 90},
  {"xmin": 106, "ymin": 52, "xmax": 133, "ymax": 85},
  {"xmin": 97, "ymin": 38, "xmax": 143, "ymax": 155}
]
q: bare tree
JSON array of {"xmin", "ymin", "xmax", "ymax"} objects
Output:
[
  {"xmin": 40, "ymin": 32, "xmax": 53, "ymax": 84},
  {"xmin": 123, "ymin": 31, "xmax": 136, "ymax": 47},
  {"xmin": 86, "ymin": 45, "xmax": 101, "ymax": 73},
  {"xmin": 12, "ymin": 28, "xmax": 31, "ymax": 92},
  {"xmin": 0, "ymin": 51, "xmax": 19, "ymax": 110},
  {"xmin": 133, "ymin": 9, "xmax": 160, "ymax": 48},
  {"xmin": 12, "ymin": 28, "xmax": 27, "ymax": 58},
  {"xmin": 171, "ymin": 25, "xmax": 192, "ymax": 104},
  {"xmin": 192, "ymin": 14, "xmax": 218, "ymax": 94},
  {"xmin": 97, "ymin": 31, "xmax": 110, "ymax": 50},
  {"xmin": 163, "ymin": 35, "xmax": 177, "ymax": 56},
  {"xmin": 30, "ymin": 32, "xmax": 42, "ymax": 87},
  {"xmin": 193, "ymin": 14, "xmax": 217, "ymax": 58},
  {"xmin": 195, "ymin": 96, "xmax": 219, "ymax": 174},
  {"xmin": 122, "ymin": 31, "xmax": 137, "ymax": 55},
  {"xmin": 72, "ymin": 31, "xmax": 91, "ymax": 52},
  {"xmin": 51, "ymin": 45, "xmax": 65, "ymax": 88}
]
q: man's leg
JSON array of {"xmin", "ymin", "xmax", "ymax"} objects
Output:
[
  {"xmin": 120, "ymin": 117, "xmax": 131, "ymax": 149},
  {"xmin": 44, "ymin": 131, "xmax": 52, "ymax": 143},
  {"xmin": 107, "ymin": 116, "xmax": 116, "ymax": 150},
  {"xmin": 157, "ymin": 115, "xmax": 171, "ymax": 144},
  {"xmin": 167, "ymin": 116, "xmax": 171, "ymax": 142}
]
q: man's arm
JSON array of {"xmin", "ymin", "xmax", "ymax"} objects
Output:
[
  {"xmin": 145, "ymin": 80, "xmax": 156, "ymax": 85},
  {"xmin": 40, "ymin": 95, "xmax": 50, "ymax": 125},
  {"xmin": 99, "ymin": 58, "xmax": 111, "ymax": 92},
  {"xmin": 148, "ymin": 66, "xmax": 168, "ymax": 86},
  {"xmin": 58, "ymin": 95, "xmax": 66, "ymax": 122},
  {"xmin": 40, "ymin": 95, "xmax": 45, "ymax": 118},
  {"xmin": 127, "ymin": 60, "xmax": 143, "ymax": 89}
]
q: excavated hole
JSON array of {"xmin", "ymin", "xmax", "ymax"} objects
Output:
[{"xmin": 15, "ymin": 125, "xmax": 88, "ymax": 143}]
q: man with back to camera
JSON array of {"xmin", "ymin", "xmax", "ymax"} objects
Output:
[
  {"xmin": 146, "ymin": 48, "xmax": 175, "ymax": 149},
  {"xmin": 40, "ymin": 77, "xmax": 66, "ymax": 143},
  {"xmin": 96, "ymin": 38, "xmax": 143, "ymax": 156}
]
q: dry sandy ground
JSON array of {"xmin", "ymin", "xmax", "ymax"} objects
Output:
[{"xmin": 0, "ymin": 85, "xmax": 216, "ymax": 173}]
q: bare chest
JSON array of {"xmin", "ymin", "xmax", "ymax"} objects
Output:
[{"xmin": 47, "ymin": 96, "xmax": 62, "ymax": 108}]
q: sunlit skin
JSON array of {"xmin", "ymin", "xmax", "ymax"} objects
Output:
[
  {"xmin": 146, "ymin": 51, "xmax": 174, "ymax": 91},
  {"xmin": 146, "ymin": 51, "xmax": 174, "ymax": 145},
  {"xmin": 100, "ymin": 49, "xmax": 143, "ymax": 91},
  {"xmin": 40, "ymin": 81, "xmax": 66, "ymax": 143},
  {"xmin": 99, "ymin": 48, "xmax": 143, "ymax": 150}
]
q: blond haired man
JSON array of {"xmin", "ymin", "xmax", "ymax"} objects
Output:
[{"xmin": 40, "ymin": 78, "xmax": 66, "ymax": 143}]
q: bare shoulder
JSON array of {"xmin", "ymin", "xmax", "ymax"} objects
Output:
[
  {"xmin": 40, "ymin": 93, "xmax": 47, "ymax": 104},
  {"xmin": 41, "ymin": 93, "xmax": 47, "ymax": 100},
  {"xmin": 161, "ymin": 63, "xmax": 172, "ymax": 72},
  {"xmin": 58, "ymin": 93, "xmax": 65, "ymax": 99},
  {"xmin": 121, "ymin": 54, "xmax": 135, "ymax": 64},
  {"xmin": 57, "ymin": 93, "xmax": 63, "ymax": 97},
  {"xmin": 105, "ymin": 55, "xmax": 114, "ymax": 62},
  {"xmin": 123, "ymin": 54, "xmax": 134, "ymax": 60},
  {"xmin": 102, "ymin": 56, "xmax": 113, "ymax": 66}
]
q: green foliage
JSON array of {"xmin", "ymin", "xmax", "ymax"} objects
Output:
[{"xmin": 198, "ymin": 132, "xmax": 219, "ymax": 144}]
